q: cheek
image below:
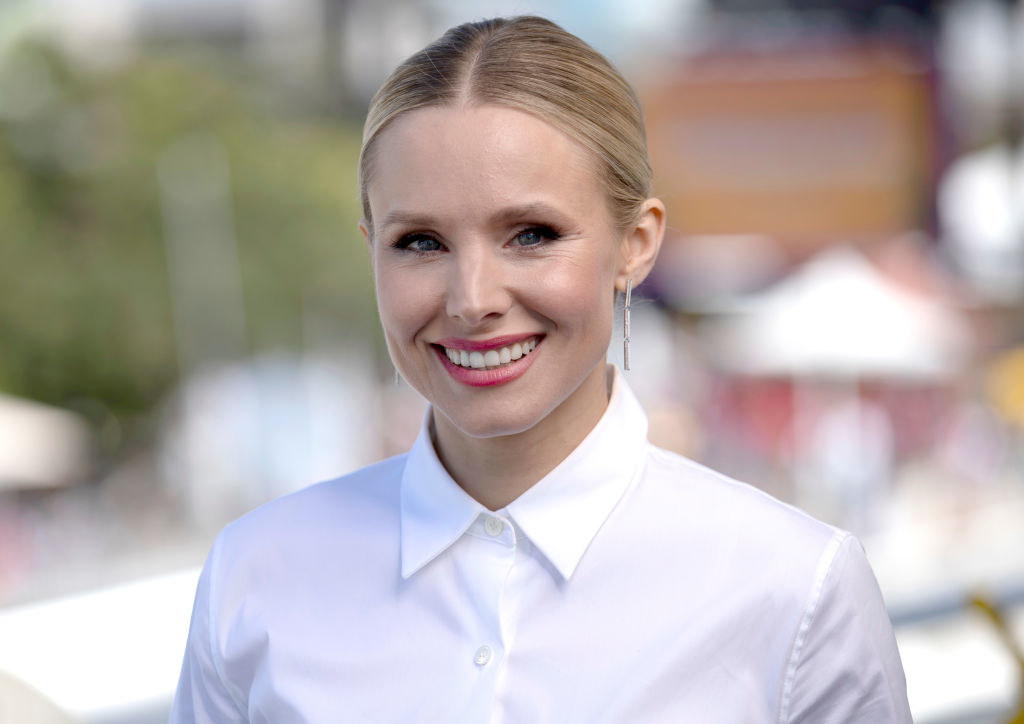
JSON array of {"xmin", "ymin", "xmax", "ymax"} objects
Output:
[
  {"xmin": 374, "ymin": 266, "xmax": 432, "ymax": 342},
  {"xmin": 521, "ymin": 254, "xmax": 617, "ymax": 332}
]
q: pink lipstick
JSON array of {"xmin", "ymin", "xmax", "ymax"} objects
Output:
[{"xmin": 433, "ymin": 335, "xmax": 543, "ymax": 387}]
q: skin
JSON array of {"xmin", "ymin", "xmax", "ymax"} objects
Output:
[{"xmin": 362, "ymin": 104, "xmax": 664, "ymax": 510}]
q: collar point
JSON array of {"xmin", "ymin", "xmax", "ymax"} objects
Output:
[
  {"xmin": 400, "ymin": 556, "xmax": 427, "ymax": 580},
  {"xmin": 548, "ymin": 556, "xmax": 581, "ymax": 582}
]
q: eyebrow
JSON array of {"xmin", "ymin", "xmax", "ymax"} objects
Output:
[
  {"xmin": 378, "ymin": 210, "xmax": 436, "ymax": 231},
  {"xmin": 378, "ymin": 202, "xmax": 571, "ymax": 233}
]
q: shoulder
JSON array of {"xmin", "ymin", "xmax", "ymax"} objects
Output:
[
  {"xmin": 214, "ymin": 453, "xmax": 408, "ymax": 563},
  {"xmin": 178, "ymin": 454, "xmax": 414, "ymax": 712},
  {"xmin": 636, "ymin": 443, "xmax": 840, "ymax": 559},
  {"xmin": 627, "ymin": 446, "xmax": 911, "ymax": 719},
  {"xmin": 613, "ymin": 443, "xmax": 859, "ymax": 634},
  {"xmin": 592, "ymin": 443, "xmax": 849, "ymax": 618},
  {"xmin": 781, "ymin": 531, "xmax": 911, "ymax": 721},
  {"xmin": 197, "ymin": 453, "xmax": 409, "ymax": 620}
]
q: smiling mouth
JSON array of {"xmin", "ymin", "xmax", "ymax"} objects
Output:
[{"xmin": 437, "ymin": 336, "xmax": 540, "ymax": 370}]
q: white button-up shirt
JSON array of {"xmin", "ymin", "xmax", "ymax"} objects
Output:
[{"xmin": 172, "ymin": 369, "xmax": 910, "ymax": 723}]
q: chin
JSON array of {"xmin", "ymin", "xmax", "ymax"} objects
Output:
[{"xmin": 434, "ymin": 402, "xmax": 549, "ymax": 440}]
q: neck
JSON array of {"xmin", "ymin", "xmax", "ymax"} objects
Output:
[{"xmin": 432, "ymin": 364, "xmax": 611, "ymax": 510}]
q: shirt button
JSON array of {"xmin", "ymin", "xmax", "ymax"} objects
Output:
[
  {"xmin": 473, "ymin": 645, "xmax": 493, "ymax": 666},
  {"xmin": 484, "ymin": 517, "xmax": 504, "ymax": 537}
]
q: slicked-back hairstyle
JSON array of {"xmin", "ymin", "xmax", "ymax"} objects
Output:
[{"xmin": 358, "ymin": 16, "xmax": 652, "ymax": 234}]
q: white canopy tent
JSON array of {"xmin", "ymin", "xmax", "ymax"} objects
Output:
[{"xmin": 702, "ymin": 247, "xmax": 970, "ymax": 380}]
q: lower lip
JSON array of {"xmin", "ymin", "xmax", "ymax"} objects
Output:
[{"xmin": 435, "ymin": 342, "xmax": 541, "ymax": 387}]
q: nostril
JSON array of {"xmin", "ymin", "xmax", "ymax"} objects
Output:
[{"xmin": 445, "ymin": 292, "xmax": 511, "ymax": 324}]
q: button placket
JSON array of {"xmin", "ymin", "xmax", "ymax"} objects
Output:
[{"xmin": 462, "ymin": 514, "xmax": 512, "ymax": 683}]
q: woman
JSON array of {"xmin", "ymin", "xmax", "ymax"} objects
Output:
[{"xmin": 172, "ymin": 16, "xmax": 911, "ymax": 722}]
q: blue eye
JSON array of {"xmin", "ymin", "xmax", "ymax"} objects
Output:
[
  {"xmin": 396, "ymin": 234, "xmax": 443, "ymax": 252},
  {"xmin": 513, "ymin": 226, "xmax": 558, "ymax": 247}
]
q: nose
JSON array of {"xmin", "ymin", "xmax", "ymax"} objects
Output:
[{"xmin": 445, "ymin": 248, "xmax": 511, "ymax": 326}]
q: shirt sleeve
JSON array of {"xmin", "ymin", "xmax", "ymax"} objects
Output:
[
  {"xmin": 780, "ymin": 533, "xmax": 912, "ymax": 724},
  {"xmin": 170, "ymin": 538, "xmax": 247, "ymax": 723}
]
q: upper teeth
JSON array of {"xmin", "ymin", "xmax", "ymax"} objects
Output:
[{"xmin": 444, "ymin": 338, "xmax": 538, "ymax": 369}]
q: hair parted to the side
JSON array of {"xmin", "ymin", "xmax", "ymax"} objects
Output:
[{"xmin": 358, "ymin": 16, "xmax": 652, "ymax": 234}]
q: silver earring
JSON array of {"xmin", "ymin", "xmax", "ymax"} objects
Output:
[{"xmin": 623, "ymin": 278, "xmax": 632, "ymax": 371}]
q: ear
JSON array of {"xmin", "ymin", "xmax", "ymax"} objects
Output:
[
  {"xmin": 616, "ymin": 197, "xmax": 665, "ymax": 293},
  {"xmin": 359, "ymin": 219, "xmax": 373, "ymax": 267}
]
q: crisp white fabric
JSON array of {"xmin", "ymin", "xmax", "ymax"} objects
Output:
[{"xmin": 172, "ymin": 369, "xmax": 911, "ymax": 723}]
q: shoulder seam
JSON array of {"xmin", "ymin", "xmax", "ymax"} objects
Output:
[{"xmin": 777, "ymin": 529, "xmax": 850, "ymax": 723}]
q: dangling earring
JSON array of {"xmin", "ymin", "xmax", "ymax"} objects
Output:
[{"xmin": 623, "ymin": 278, "xmax": 632, "ymax": 371}]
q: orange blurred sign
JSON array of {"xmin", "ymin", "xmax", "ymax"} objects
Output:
[{"xmin": 642, "ymin": 43, "xmax": 936, "ymax": 247}]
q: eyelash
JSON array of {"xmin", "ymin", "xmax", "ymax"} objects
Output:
[
  {"xmin": 393, "ymin": 234, "xmax": 443, "ymax": 253},
  {"xmin": 512, "ymin": 225, "xmax": 560, "ymax": 247},
  {"xmin": 392, "ymin": 226, "xmax": 561, "ymax": 253}
]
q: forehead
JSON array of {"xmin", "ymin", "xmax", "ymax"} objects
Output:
[{"xmin": 365, "ymin": 104, "xmax": 611, "ymax": 232}]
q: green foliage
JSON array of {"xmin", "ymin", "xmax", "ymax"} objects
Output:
[{"xmin": 0, "ymin": 40, "xmax": 376, "ymax": 441}]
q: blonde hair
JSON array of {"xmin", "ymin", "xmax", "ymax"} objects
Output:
[{"xmin": 358, "ymin": 16, "xmax": 652, "ymax": 233}]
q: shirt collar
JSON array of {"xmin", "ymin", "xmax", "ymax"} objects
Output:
[
  {"xmin": 400, "ymin": 366, "xmax": 649, "ymax": 580},
  {"xmin": 399, "ymin": 422, "xmax": 484, "ymax": 579}
]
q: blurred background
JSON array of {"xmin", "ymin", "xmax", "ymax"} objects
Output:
[{"xmin": 0, "ymin": 0, "xmax": 1022, "ymax": 721}]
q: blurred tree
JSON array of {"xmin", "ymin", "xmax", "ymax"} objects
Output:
[{"xmin": 0, "ymin": 40, "xmax": 375, "ymax": 452}]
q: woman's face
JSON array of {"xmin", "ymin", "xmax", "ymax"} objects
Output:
[{"xmin": 363, "ymin": 104, "xmax": 627, "ymax": 440}]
